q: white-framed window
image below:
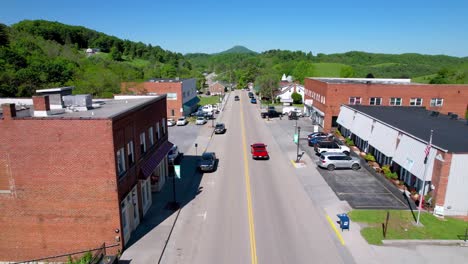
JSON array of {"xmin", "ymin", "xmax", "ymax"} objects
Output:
[
  {"xmin": 390, "ymin": 97, "xmax": 402, "ymax": 106},
  {"xmin": 349, "ymin": 97, "xmax": 362, "ymax": 105},
  {"xmin": 156, "ymin": 122, "xmax": 161, "ymax": 139},
  {"xmin": 162, "ymin": 118, "xmax": 166, "ymax": 135},
  {"xmin": 430, "ymin": 98, "xmax": 444, "ymax": 107},
  {"xmin": 369, "ymin": 97, "xmax": 382, "ymax": 105},
  {"xmin": 410, "ymin": 98, "xmax": 423, "ymax": 106},
  {"xmin": 116, "ymin": 147, "xmax": 126, "ymax": 175},
  {"xmin": 140, "ymin": 132, "xmax": 146, "ymax": 154},
  {"xmin": 142, "ymin": 183, "xmax": 148, "ymax": 207},
  {"xmin": 148, "ymin": 127, "xmax": 154, "ymax": 146},
  {"xmin": 167, "ymin": 93, "xmax": 177, "ymax": 100},
  {"xmin": 127, "ymin": 141, "xmax": 134, "ymax": 166}
]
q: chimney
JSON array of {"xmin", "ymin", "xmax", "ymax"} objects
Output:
[
  {"xmin": 33, "ymin": 96, "xmax": 51, "ymax": 117},
  {"xmin": 2, "ymin": 104, "xmax": 17, "ymax": 120}
]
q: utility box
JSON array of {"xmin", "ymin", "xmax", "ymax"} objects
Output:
[{"xmin": 337, "ymin": 213, "xmax": 350, "ymax": 231}]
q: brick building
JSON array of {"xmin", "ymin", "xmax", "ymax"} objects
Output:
[
  {"xmin": 337, "ymin": 105, "xmax": 468, "ymax": 217},
  {"xmin": 208, "ymin": 81, "xmax": 225, "ymax": 95},
  {"xmin": 121, "ymin": 78, "xmax": 199, "ymax": 119},
  {"xmin": 0, "ymin": 94, "xmax": 171, "ymax": 262},
  {"xmin": 303, "ymin": 78, "xmax": 468, "ymax": 131}
]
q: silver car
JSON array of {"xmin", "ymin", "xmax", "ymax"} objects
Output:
[{"xmin": 317, "ymin": 152, "xmax": 360, "ymax": 171}]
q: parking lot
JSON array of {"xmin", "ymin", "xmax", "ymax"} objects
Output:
[{"xmin": 274, "ymin": 116, "xmax": 412, "ymax": 209}]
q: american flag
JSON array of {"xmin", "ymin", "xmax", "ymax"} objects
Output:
[{"xmin": 424, "ymin": 130, "xmax": 433, "ymax": 164}]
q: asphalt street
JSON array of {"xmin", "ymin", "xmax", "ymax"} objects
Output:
[{"xmin": 161, "ymin": 90, "xmax": 351, "ymax": 264}]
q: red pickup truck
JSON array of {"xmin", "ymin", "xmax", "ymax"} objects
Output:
[{"xmin": 251, "ymin": 143, "xmax": 269, "ymax": 160}]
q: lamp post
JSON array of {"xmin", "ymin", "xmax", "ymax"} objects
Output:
[
  {"xmin": 168, "ymin": 159, "xmax": 179, "ymax": 210},
  {"xmin": 296, "ymin": 126, "xmax": 301, "ymax": 162}
]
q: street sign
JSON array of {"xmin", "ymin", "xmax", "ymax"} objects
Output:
[
  {"xmin": 293, "ymin": 134, "xmax": 298, "ymax": 144},
  {"xmin": 174, "ymin": 165, "xmax": 181, "ymax": 179}
]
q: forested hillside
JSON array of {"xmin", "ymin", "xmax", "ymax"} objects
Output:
[
  {"xmin": 1, "ymin": 20, "xmax": 467, "ymax": 99},
  {"xmin": 0, "ymin": 20, "xmax": 197, "ymax": 97}
]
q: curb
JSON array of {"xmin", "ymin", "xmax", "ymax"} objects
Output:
[{"xmin": 382, "ymin": 240, "xmax": 468, "ymax": 247}]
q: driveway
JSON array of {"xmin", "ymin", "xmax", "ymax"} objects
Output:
[{"xmin": 275, "ymin": 116, "xmax": 412, "ymax": 210}]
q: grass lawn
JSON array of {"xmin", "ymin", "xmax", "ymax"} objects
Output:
[
  {"xmin": 198, "ymin": 95, "xmax": 221, "ymax": 106},
  {"xmin": 349, "ymin": 210, "xmax": 468, "ymax": 245},
  {"xmin": 312, "ymin": 63, "xmax": 350, "ymax": 77},
  {"xmin": 412, "ymin": 74, "xmax": 437, "ymax": 84}
]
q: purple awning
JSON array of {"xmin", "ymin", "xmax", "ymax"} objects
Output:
[{"xmin": 141, "ymin": 141, "xmax": 174, "ymax": 178}]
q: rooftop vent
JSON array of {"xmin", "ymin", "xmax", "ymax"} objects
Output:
[
  {"xmin": 450, "ymin": 114, "xmax": 458, "ymax": 120},
  {"xmin": 430, "ymin": 111, "xmax": 439, "ymax": 117},
  {"xmin": 63, "ymin": 94, "xmax": 92, "ymax": 112}
]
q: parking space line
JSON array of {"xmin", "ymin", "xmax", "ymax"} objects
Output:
[{"xmin": 325, "ymin": 214, "xmax": 345, "ymax": 246}]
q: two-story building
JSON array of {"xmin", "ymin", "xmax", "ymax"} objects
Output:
[
  {"xmin": 121, "ymin": 78, "xmax": 199, "ymax": 119},
  {"xmin": 0, "ymin": 94, "xmax": 171, "ymax": 262},
  {"xmin": 304, "ymin": 77, "xmax": 468, "ymax": 131}
]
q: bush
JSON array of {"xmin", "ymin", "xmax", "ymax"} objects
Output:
[
  {"xmin": 345, "ymin": 138, "xmax": 355, "ymax": 146},
  {"xmin": 335, "ymin": 129, "xmax": 342, "ymax": 137},
  {"xmin": 291, "ymin": 92, "xmax": 302, "ymax": 104},
  {"xmin": 364, "ymin": 153, "xmax": 376, "ymax": 162},
  {"xmin": 381, "ymin": 165, "xmax": 398, "ymax": 180}
]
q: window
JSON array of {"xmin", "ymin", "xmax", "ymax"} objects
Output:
[
  {"xmin": 156, "ymin": 122, "xmax": 161, "ymax": 139},
  {"xmin": 167, "ymin": 93, "xmax": 177, "ymax": 100},
  {"xmin": 349, "ymin": 97, "xmax": 362, "ymax": 105},
  {"xmin": 162, "ymin": 118, "xmax": 166, "ymax": 135},
  {"xmin": 369, "ymin": 97, "xmax": 382, "ymax": 105},
  {"xmin": 127, "ymin": 141, "xmax": 134, "ymax": 166},
  {"xmin": 430, "ymin": 98, "xmax": 444, "ymax": 107},
  {"xmin": 390, "ymin": 97, "xmax": 402, "ymax": 106},
  {"xmin": 116, "ymin": 147, "xmax": 126, "ymax": 175},
  {"xmin": 142, "ymin": 183, "xmax": 147, "ymax": 206},
  {"xmin": 148, "ymin": 127, "xmax": 154, "ymax": 146},
  {"xmin": 410, "ymin": 98, "xmax": 423, "ymax": 106},
  {"xmin": 140, "ymin": 132, "xmax": 146, "ymax": 154},
  {"xmin": 171, "ymin": 109, "xmax": 175, "ymax": 117}
]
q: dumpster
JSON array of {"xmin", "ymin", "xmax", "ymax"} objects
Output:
[{"xmin": 337, "ymin": 213, "xmax": 350, "ymax": 231}]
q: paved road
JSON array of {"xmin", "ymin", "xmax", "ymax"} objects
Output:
[{"xmin": 161, "ymin": 90, "xmax": 351, "ymax": 264}]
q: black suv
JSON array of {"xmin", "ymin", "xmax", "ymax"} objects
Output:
[
  {"xmin": 248, "ymin": 92, "xmax": 254, "ymax": 98},
  {"xmin": 234, "ymin": 96, "xmax": 240, "ymax": 101},
  {"xmin": 214, "ymin": 123, "xmax": 226, "ymax": 134}
]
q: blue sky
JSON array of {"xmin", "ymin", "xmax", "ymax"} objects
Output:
[{"xmin": 2, "ymin": 0, "xmax": 468, "ymax": 56}]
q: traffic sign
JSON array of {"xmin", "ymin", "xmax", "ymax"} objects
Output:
[{"xmin": 174, "ymin": 165, "xmax": 181, "ymax": 179}]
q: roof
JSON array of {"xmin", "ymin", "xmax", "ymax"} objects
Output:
[
  {"xmin": 1, "ymin": 97, "xmax": 164, "ymax": 120},
  {"xmin": 147, "ymin": 78, "xmax": 193, "ymax": 83},
  {"xmin": 345, "ymin": 105, "xmax": 468, "ymax": 153},
  {"xmin": 309, "ymin": 77, "xmax": 412, "ymax": 85},
  {"xmin": 36, "ymin": 86, "xmax": 74, "ymax": 93}
]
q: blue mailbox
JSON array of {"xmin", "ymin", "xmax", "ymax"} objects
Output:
[{"xmin": 337, "ymin": 213, "xmax": 350, "ymax": 231}]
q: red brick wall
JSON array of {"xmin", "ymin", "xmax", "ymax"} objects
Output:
[
  {"xmin": 304, "ymin": 78, "xmax": 468, "ymax": 131},
  {"xmin": 121, "ymin": 82, "xmax": 184, "ymax": 119},
  {"xmin": 432, "ymin": 152, "xmax": 452, "ymax": 208},
  {"xmin": 209, "ymin": 83, "xmax": 225, "ymax": 94},
  {"xmin": 0, "ymin": 119, "xmax": 121, "ymax": 262}
]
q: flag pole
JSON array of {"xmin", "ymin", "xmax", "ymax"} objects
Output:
[{"xmin": 416, "ymin": 129, "xmax": 433, "ymax": 225}]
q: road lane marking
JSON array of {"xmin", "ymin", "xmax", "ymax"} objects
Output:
[
  {"xmin": 240, "ymin": 99, "xmax": 258, "ymax": 264},
  {"xmin": 326, "ymin": 214, "xmax": 345, "ymax": 245}
]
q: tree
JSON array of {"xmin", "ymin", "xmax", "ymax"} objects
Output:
[
  {"xmin": 110, "ymin": 46, "xmax": 122, "ymax": 61},
  {"xmin": 291, "ymin": 91, "xmax": 302, "ymax": 104},
  {"xmin": 255, "ymin": 73, "xmax": 278, "ymax": 104},
  {"xmin": 366, "ymin": 73, "xmax": 375, "ymax": 78},
  {"xmin": 0, "ymin": 23, "xmax": 9, "ymax": 47}
]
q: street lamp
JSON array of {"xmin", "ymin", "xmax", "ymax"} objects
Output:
[
  {"xmin": 296, "ymin": 126, "xmax": 301, "ymax": 162},
  {"xmin": 168, "ymin": 158, "xmax": 180, "ymax": 210}
]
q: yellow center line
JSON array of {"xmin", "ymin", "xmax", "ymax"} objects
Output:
[
  {"xmin": 326, "ymin": 214, "xmax": 345, "ymax": 245},
  {"xmin": 240, "ymin": 98, "xmax": 258, "ymax": 264}
]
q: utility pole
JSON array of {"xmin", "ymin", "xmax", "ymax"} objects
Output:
[{"xmin": 296, "ymin": 126, "xmax": 301, "ymax": 162}]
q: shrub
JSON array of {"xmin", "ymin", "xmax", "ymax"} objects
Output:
[
  {"xmin": 291, "ymin": 92, "xmax": 303, "ymax": 104},
  {"xmin": 345, "ymin": 138, "xmax": 355, "ymax": 146},
  {"xmin": 335, "ymin": 129, "xmax": 342, "ymax": 137},
  {"xmin": 364, "ymin": 153, "xmax": 376, "ymax": 162}
]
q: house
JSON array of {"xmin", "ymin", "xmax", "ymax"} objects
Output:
[
  {"xmin": 276, "ymin": 83, "xmax": 305, "ymax": 105},
  {"xmin": 337, "ymin": 105, "xmax": 468, "ymax": 217},
  {"xmin": 209, "ymin": 81, "xmax": 225, "ymax": 95},
  {"xmin": 0, "ymin": 93, "xmax": 171, "ymax": 262},
  {"xmin": 121, "ymin": 78, "xmax": 199, "ymax": 119},
  {"xmin": 304, "ymin": 77, "xmax": 468, "ymax": 131}
]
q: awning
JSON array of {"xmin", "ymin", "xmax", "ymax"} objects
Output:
[
  {"xmin": 183, "ymin": 96, "xmax": 200, "ymax": 114},
  {"xmin": 351, "ymin": 113, "xmax": 374, "ymax": 141},
  {"xmin": 337, "ymin": 106, "xmax": 355, "ymax": 128},
  {"xmin": 141, "ymin": 141, "xmax": 174, "ymax": 178},
  {"xmin": 392, "ymin": 135, "xmax": 436, "ymax": 180},
  {"xmin": 368, "ymin": 122, "xmax": 399, "ymax": 157}
]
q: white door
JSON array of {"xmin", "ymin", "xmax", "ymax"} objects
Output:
[{"xmin": 121, "ymin": 201, "xmax": 131, "ymax": 245}]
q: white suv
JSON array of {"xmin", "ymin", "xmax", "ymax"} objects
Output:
[{"xmin": 314, "ymin": 141, "xmax": 350, "ymax": 155}]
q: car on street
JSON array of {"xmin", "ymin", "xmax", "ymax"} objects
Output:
[
  {"xmin": 250, "ymin": 98, "xmax": 257, "ymax": 104},
  {"xmin": 314, "ymin": 141, "xmax": 351, "ymax": 155},
  {"xmin": 199, "ymin": 152, "xmax": 217, "ymax": 172},
  {"xmin": 288, "ymin": 111, "xmax": 298, "ymax": 120},
  {"xmin": 176, "ymin": 117, "xmax": 188, "ymax": 126},
  {"xmin": 234, "ymin": 95, "xmax": 240, "ymax": 101},
  {"xmin": 317, "ymin": 152, "xmax": 361, "ymax": 171},
  {"xmin": 248, "ymin": 92, "xmax": 254, "ymax": 98},
  {"xmin": 196, "ymin": 116, "xmax": 207, "ymax": 125},
  {"xmin": 261, "ymin": 109, "xmax": 283, "ymax": 119},
  {"xmin": 167, "ymin": 118, "xmax": 176, "ymax": 127},
  {"xmin": 308, "ymin": 135, "xmax": 330, "ymax": 146},
  {"xmin": 168, "ymin": 145, "xmax": 180, "ymax": 163},
  {"xmin": 251, "ymin": 143, "xmax": 269, "ymax": 159},
  {"xmin": 214, "ymin": 123, "xmax": 226, "ymax": 134},
  {"xmin": 307, "ymin": 132, "xmax": 328, "ymax": 140}
]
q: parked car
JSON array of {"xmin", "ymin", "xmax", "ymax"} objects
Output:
[
  {"xmin": 251, "ymin": 143, "xmax": 269, "ymax": 159},
  {"xmin": 205, "ymin": 91, "xmax": 211, "ymax": 95},
  {"xmin": 168, "ymin": 145, "xmax": 180, "ymax": 163},
  {"xmin": 214, "ymin": 123, "xmax": 226, "ymax": 134},
  {"xmin": 317, "ymin": 152, "xmax": 360, "ymax": 171},
  {"xmin": 261, "ymin": 109, "xmax": 283, "ymax": 119},
  {"xmin": 248, "ymin": 92, "xmax": 254, "ymax": 98},
  {"xmin": 196, "ymin": 116, "xmax": 207, "ymax": 125},
  {"xmin": 314, "ymin": 141, "xmax": 350, "ymax": 155},
  {"xmin": 167, "ymin": 118, "xmax": 176, "ymax": 127},
  {"xmin": 288, "ymin": 111, "xmax": 298, "ymax": 120},
  {"xmin": 234, "ymin": 96, "xmax": 240, "ymax": 101},
  {"xmin": 176, "ymin": 117, "xmax": 188, "ymax": 126},
  {"xmin": 250, "ymin": 98, "xmax": 257, "ymax": 104},
  {"xmin": 202, "ymin": 104, "xmax": 214, "ymax": 113},
  {"xmin": 307, "ymin": 132, "xmax": 328, "ymax": 140},
  {"xmin": 199, "ymin": 152, "xmax": 217, "ymax": 172},
  {"xmin": 308, "ymin": 136, "xmax": 329, "ymax": 146}
]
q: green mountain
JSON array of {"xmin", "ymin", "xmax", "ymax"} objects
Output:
[{"xmin": 218, "ymin": 45, "xmax": 257, "ymax": 54}]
